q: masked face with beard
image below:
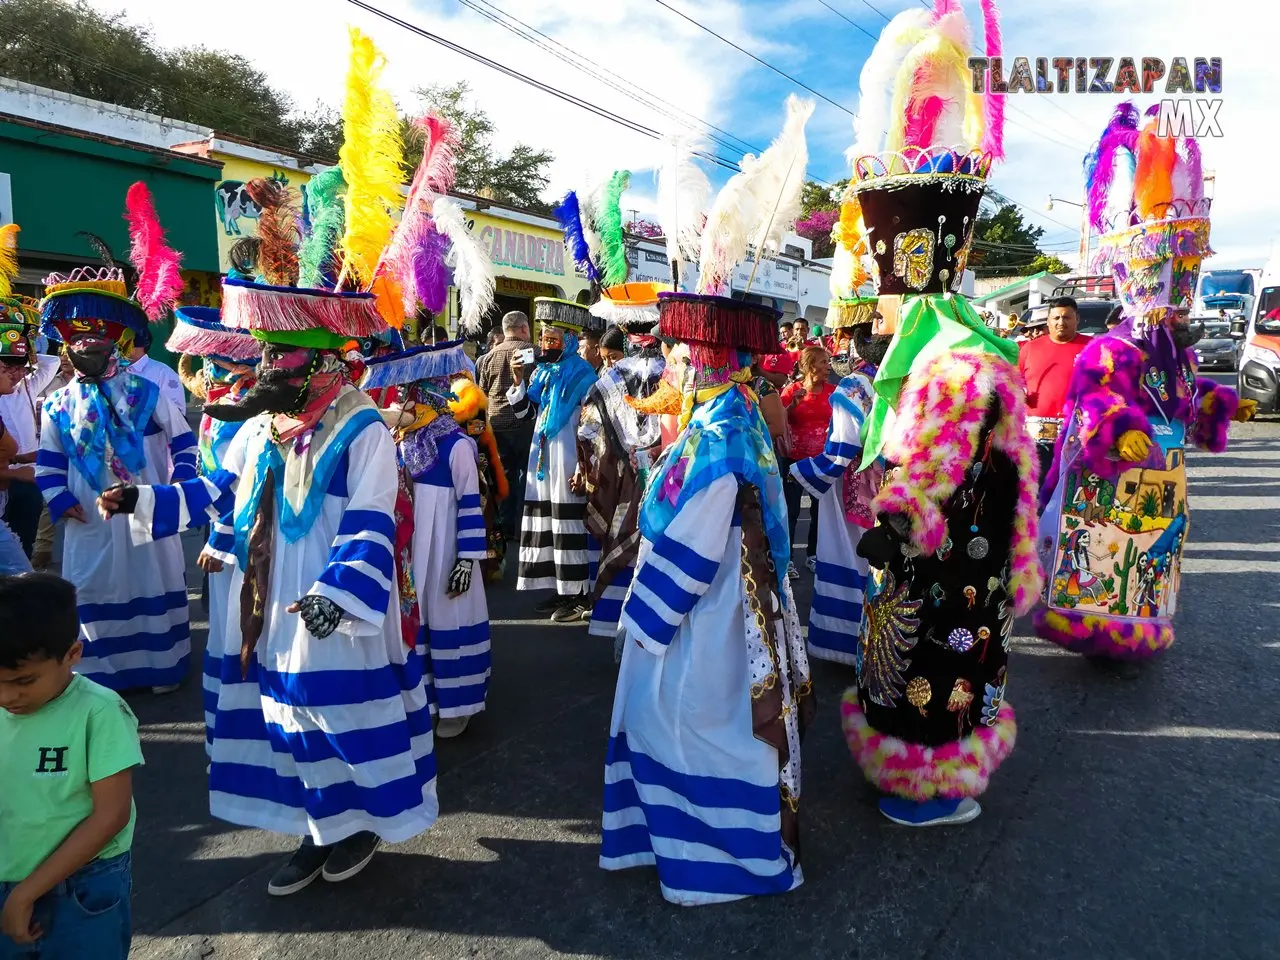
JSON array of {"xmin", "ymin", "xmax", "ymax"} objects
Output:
[
  {"xmin": 852, "ymin": 323, "xmax": 893, "ymax": 368},
  {"xmin": 205, "ymin": 344, "xmax": 314, "ymax": 422},
  {"xmin": 1168, "ymin": 309, "xmax": 1204, "ymax": 350},
  {"xmin": 66, "ymin": 335, "xmax": 120, "ymax": 382}
]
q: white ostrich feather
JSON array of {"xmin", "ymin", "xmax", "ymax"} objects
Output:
[
  {"xmin": 657, "ymin": 135, "xmax": 711, "ymax": 266},
  {"xmin": 850, "ymin": 7, "xmax": 935, "ymax": 161},
  {"xmin": 432, "ymin": 196, "xmax": 495, "ymax": 336}
]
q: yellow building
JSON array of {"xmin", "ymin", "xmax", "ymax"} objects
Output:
[{"xmin": 170, "ymin": 132, "xmax": 322, "ymax": 292}]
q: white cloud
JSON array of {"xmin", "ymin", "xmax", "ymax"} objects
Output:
[{"xmin": 97, "ymin": 0, "xmax": 1279, "ymax": 264}]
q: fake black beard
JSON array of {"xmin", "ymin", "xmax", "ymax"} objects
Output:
[
  {"xmin": 1171, "ymin": 323, "xmax": 1203, "ymax": 350},
  {"xmin": 205, "ymin": 371, "xmax": 307, "ymax": 422},
  {"xmin": 539, "ymin": 348, "xmax": 563, "ymax": 363},
  {"xmin": 852, "ymin": 327, "xmax": 893, "ymax": 367},
  {"xmin": 829, "ymin": 354, "xmax": 855, "ymax": 379},
  {"xmin": 67, "ymin": 343, "xmax": 114, "ymax": 380}
]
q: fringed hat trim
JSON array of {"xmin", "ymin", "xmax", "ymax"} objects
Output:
[
  {"xmin": 827, "ymin": 297, "xmax": 878, "ymax": 329},
  {"xmin": 656, "ymin": 291, "xmax": 783, "ymax": 354},
  {"xmin": 221, "ymin": 278, "xmax": 386, "ymax": 339},
  {"xmin": 40, "ymin": 289, "xmax": 149, "ymax": 338},
  {"xmin": 361, "ymin": 339, "xmax": 476, "ymax": 390},
  {"xmin": 534, "ymin": 297, "xmax": 592, "ymax": 332},
  {"xmin": 167, "ymin": 306, "xmax": 262, "ymax": 362}
]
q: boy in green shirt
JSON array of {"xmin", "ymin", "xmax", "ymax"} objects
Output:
[{"xmin": 0, "ymin": 573, "xmax": 143, "ymax": 958}]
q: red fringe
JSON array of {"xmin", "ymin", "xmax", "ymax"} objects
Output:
[{"xmin": 656, "ymin": 293, "xmax": 782, "ymax": 354}]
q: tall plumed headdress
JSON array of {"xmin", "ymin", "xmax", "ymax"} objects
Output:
[
  {"xmin": 843, "ymin": 0, "xmax": 1005, "ymax": 301},
  {"xmin": 166, "ymin": 306, "xmax": 262, "ymax": 363},
  {"xmin": 0, "ymin": 224, "xmax": 38, "ymax": 364},
  {"xmin": 1084, "ymin": 102, "xmax": 1211, "ymax": 327},
  {"xmin": 588, "ymin": 282, "xmax": 671, "ymax": 333},
  {"xmin": 40, "ymin": 182, "xmax": 185, "ymax": 349}
]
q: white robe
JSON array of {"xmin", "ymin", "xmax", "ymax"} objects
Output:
[
  {"xmin": 127, "ymin": 391, "xmax": 437, "ymax": 845},
  {"xmin": 788, "ymin": 374, "xmax": 873, "ymax": 665},
  {"xmin": 601, "ymin": 474, "xmax": 809, "ymax": 906},
  {"xmin": 408, "ymin": 431, "xmax": 491, "ymax": 719},
  {"xmin": 507, "ymin": 382, "xmax": 589, "ymax": 596},
  {"xmin": 36, "ymin": 382, "xmax": 195, "ymax": 690}
]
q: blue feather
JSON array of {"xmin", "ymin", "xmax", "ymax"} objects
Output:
[{"xmin": 553, "ymin": 191, "xmax": 598, "ymax": 281}]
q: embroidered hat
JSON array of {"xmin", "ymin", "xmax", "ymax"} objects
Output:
[
  {"xmin": 167, "ymin": 305, "xmax": 262, "ymax": 362},
  {"xmin": 826, "ymin": 296, "xmax": 878, "ymax": 330},
  {"xmin": 360, "ymin": 338, "xmax": 475, "ymax": 390},
  {"xmin": 588, "ymin": 282, "xmax": 672, "ymax": 332},
  {"xmin": 656, "ymin": 292, "xmax": 782, "ymax": 354},
  {"xmin": 534, "ymin": 297, "xmax": 593, "ymax": 334},
  {"xmin": 1084, "ymin": 102, "xmax": 1212, "ymax": 327}
]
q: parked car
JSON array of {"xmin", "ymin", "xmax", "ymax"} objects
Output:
[
  {"xmin": 1191, "ymin": 318, "xmax": 1242, "ymax": 371},
  {"xmin": 1239, "ymin": 302, "xmax": 1280, "ymax": 414}
]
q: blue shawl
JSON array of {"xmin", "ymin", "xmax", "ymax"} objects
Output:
[
  {"xmin": 526, "ymin": 332, "xmax": 597, "ymax": 477},
  {"xmin": 43, "ymin": 372, "xmax": 159, "ymax": 487}
]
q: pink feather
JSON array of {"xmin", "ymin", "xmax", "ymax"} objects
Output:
[
  {"xmin": 977, "ymin": 0, "xmax": 1004, "ymax": 161},
  {"xmin": 382, "ymin": 113, "xmax": 459, "ymax": 311},
  {"xmin": 1182, "ymin": 136, "xmax": 1204, "ymax": 205},
  {"xmin": 124, "ymin": 181, "xmax": 184, "ymax": 321},
  {"xmin": 904, "ymin": 92, "xmax": 947, "ymax": 150},
  {"xmin": 932, "ymin": 0, "xmax": 961, "ymax": 18}
]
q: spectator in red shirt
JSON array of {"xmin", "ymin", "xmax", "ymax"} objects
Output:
[
  {"xmin": 1018, "ymin": 296, "xmax": 1092, "ymax": 481},
  {"xmin": 780, "ymin": 345, "xmax": 835, "ymax": 577}
]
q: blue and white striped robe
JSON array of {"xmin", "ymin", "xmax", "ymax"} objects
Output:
[
  {"xmin": 36, "ymin": 386, "xmax": 196, "ymax": 690},
  {"xmin": 788, "ymin": 373, "xmax": 873, "ymax": 665},
  {"xmin": 125, "ymin": 390, "xmax": 438, "ymax": 845},
  {"xmin": 408, "ymin": 430, "xmax": 491, "ymax": 720},
  {"xmin": 602, "ymin": 473, "xmax": 808, "ymax": 906}
]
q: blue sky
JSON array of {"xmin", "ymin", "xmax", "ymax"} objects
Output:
[{"xmin": 102, "ymin": 0, "xmax": 1276, "ymax": 267}]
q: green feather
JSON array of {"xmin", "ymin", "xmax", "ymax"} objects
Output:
[
  {"xmin": 298, "ymin": 167, "xmax": 347, "ymax": 288},
  {"xmin": 597, "ymin": 170, "xmax": 630, "ymax": 287}
]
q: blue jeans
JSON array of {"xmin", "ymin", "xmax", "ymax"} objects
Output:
[
  {"xmin": 0, "ymin": 853, "xmax": 131, "ymax": 959},
  {"xmin": 0, "ymin": 518, "xmax": 31, "ymax": 575}
]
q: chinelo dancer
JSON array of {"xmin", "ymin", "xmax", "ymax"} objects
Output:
[
  {"xmin": 94, "ymin": 28, "xmax": 455, "ymax": 895},
  {"xmin": 166, "ymin": 305, "xmax": 260, "ymax": 750},
  {"xmin": 576, "ymin": 283, "xmax": 669, "ymax": 646},
  {"xmin": 1034, "ymin": 103, "xmax": 1253, "ymax": 663},
  {"xmin": 507, "ymin": 297, "xmax": 598, "ymax": 623},
  {"xmin": 837, "ymin": 0, "xmax": 1045, "ymax": 827},
  {"xmin": 362, "ymin": 340, "xmax": 491, "ymax": 740},
  {"xmin": 788, "ymin": 294, "xmax": 881, "ymax": 665},
  {"xmin": 35, "ymin": 185, "xmax": 198, "ymax": 694},
  {"xmin": 601, "ymin": 95, "xmax": 815, "ymax": 906}
]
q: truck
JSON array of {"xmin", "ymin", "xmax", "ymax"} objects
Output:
[{"xmin": 1238, "ymin": 263, "xmax": 1280, "ymax": 414}]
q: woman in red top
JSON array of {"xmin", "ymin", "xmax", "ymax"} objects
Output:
[{"xmin": 779, "ymin": 345, "xmax": 835, "ymax": 577}]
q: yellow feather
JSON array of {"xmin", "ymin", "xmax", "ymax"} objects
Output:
[
  {"xmin": 0, "ymin": 224, "xmax": 20, "ymax": 300},
  {"xmin": 338, "ymin": 27, "xmax": 404, "ymax": 290},
  {"xmin": 885, "ymin": 33, "xmax": 971, "ymax": 160}
]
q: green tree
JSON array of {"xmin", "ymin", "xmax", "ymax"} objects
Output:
[
  {"xmin": 970, "ymin": 203, "xmax": 1055, "ymax": 278},
  {"xmin": 290, "ymin": 102, "xmax": 344, "ymax": 163},
  {"xmin": 406, "ymin": 82, "xmax": 554, "ymax": 212},
  {"xmin": 1025, "ymin": 253, "xmax": 1071, "ymax": 276},
  {"xmin": 157, "ymin": 46, "xmax": 299, "ymax": 150}
]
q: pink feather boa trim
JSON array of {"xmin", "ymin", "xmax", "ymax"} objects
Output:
[
  {"xmin": 1033, "ymin": 607, "xmax": 1174, "ymax": 660},
  {"xmin": 840, "ymin": 691, "xmax": 1017, "ymax": 801}
]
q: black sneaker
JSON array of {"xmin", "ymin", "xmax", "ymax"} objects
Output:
[
  {"xmin": 267, "ymin": 838, "xmax": 331, "ymax": 896},
  {"xmin": 533, "ymin": 595, "xmax": 562, "ymax": 615},
  {"xmin": 321, "ymin": 831, "xmax": 380, "ymax": 883},
  {"xmin": 551, "ymin": 600, "xmax": 588, "ymax": 623}
]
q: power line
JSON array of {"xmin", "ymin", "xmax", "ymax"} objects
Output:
[
  {"xmin": 855, "ymin": 0, "xmax": 895, "ymax": 22},
  {"xmin": 346, "ymin": 0, "xmax": 749, "ymax": 175},
  {"xmin": 454, "ymin": 0, "xmax": 761, "ymax": 159},
  {"xmin": 812, "ymin": 0, "xmax": 879, "ymax": 42},
  {"xmin": 649, "ymin": 0, "xmax": 859, "ymax": 118}
]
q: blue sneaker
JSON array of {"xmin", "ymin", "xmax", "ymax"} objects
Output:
[{"xmin": 878, "ymin": 796, "xmax": 982, "ymax": 826}]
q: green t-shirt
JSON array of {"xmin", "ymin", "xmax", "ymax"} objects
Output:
[{"xmin": 0, "ymin": 674, "xmax": 144, "ymax": 882}]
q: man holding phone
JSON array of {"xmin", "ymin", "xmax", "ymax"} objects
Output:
[{"xmin": 477, "ymin": 311, "xmax": 537, "ymax": 541}]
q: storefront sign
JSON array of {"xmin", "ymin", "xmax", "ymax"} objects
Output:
[
  {"xmin": 497, "ymin": 276, "xmax": 559, "ymax": 297},
  {"xmin": 731, "ymin": 255, "xmax": 799, "ymax": 300}
]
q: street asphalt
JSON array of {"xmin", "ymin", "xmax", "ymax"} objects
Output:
[{"xmin": 122, "ymin": 401, "xmax": 1280, "ymax": 960}]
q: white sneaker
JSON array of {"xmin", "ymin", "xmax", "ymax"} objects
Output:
[
  {"xmin": 787, "ymin": 561, "xmax": 799, "ymax": 580},
  {"xmin": 805, "ymin": 555, "xmax": 817, "ymax": 572},
  {"xmin": 436, "ymin": 716, "xmax": 471, "ymax": 739}
]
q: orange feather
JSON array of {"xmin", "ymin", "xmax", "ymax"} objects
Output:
[{"xmin": 1133, "ymin": 121, "xmax": 1175, "ymax": 221}]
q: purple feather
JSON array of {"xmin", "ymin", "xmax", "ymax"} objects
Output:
[
  {"xmin": 553, "ymin": 191, "xmax": 597, "ymax": 280},
  {"xmin": 1086, "ymin": 102, "xmax": 1141, "ymax": 230},
  {"xmin": 410, "ymin": 224, "xmax": 451, "ymax": 315}
]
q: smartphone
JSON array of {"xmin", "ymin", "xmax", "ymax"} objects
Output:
[{"xmin": 516, "ymin": 347, "xmax": 535, "ymax": 365}]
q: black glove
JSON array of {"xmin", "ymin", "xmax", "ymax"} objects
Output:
[
  {"xmin": 447, "ymin": 558, "xmax": 473, "ymax": 597},
  {"xmin": 857, "ymin": 513, "xmax": 911, "ymax": 570},
  {"xmin": 295, "ymin": 595, "xmax": 343, "ymax": 639},
  {"xmin": 101, "ymin": 483, "xmax": 140, "ymax": 515}
]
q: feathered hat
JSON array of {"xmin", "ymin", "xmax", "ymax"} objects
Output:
[
  {"xmin": 842, "ymin": 0, "xmax": 1005, "ymax": 305},
  {"xmin": 40, "ymin": 183, "xmax": 184, "ymax": 349},
  {"xmin": 0, "ymin": 225, "xmax": 38, "ymax": 363},
  {"xmin": 554, "ymin": 169, "xmax": 632, "ymax": 290},
  {"xmin": 167, "ymin": 305, "xmax": 261, "ymax": 363},
  {"xmin": 651, "ymin": 95, "xmax": 812, "ymax": 354},
  {"xmin": 535, "ymin": 297, "xmax": 593, "ymax": 334},
  {"xmin": 588, "ymin": 282, "xmax": 671, "ymax": 333},
  {"xmin": 1084, "ymin": 102, "xmax": 1211, "ymax": 327},
  {"xmin": 827, "ymin": 296, "xmax": 879, "ymax": 331},
  {"xmin": 225, "ymin": 28, "xmax": 496, "ymax": 350}
]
